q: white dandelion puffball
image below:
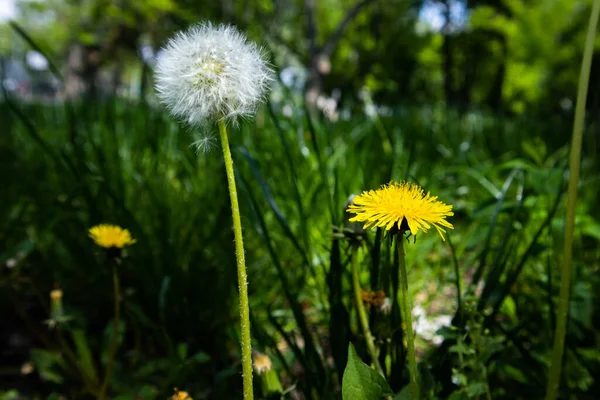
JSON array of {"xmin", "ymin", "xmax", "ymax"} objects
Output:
[{"xmin": 155, "ymin": 22, "xmax": 274, "ymax": 125}]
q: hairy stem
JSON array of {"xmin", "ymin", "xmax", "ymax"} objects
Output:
[
  {"xmin": 545, "ymin": 1, "xmax": 600, "ymax": 399},
  {"xmin": 99, "ymin": 266, "xmax": 120, "ymax": 400},
  {"xmin": 397, "ymin": 235, "xmax": 418, "ymax": 399},
  {"xmin": 219, "ymin": 119, "xmax": 254, "ymax": 400},
  {"xmin": 351, "ymin": 247, "xmax": 384, "ymax": 376}
]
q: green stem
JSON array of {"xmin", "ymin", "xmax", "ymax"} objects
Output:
[
  {"xmin": 351, "ymin": 247, "xmax": 385, "ymax": 376},
  {"xmin": 218, "ymin": 119, "xmax": 254, "ymax": 400},
  {"xmin": 99, "ymin": 266, "xmax": 120, "ymax": 400},
  {"xmin": 447, "ymin": 234, "xmax": 462, "ymax": 326},
  {"xmin": 545, "ymin": 3, "xmax": 600, "ymax": 400},
  {"xmin": 396, "ymin": 235, "xmax": 418, "ymax": 399}
]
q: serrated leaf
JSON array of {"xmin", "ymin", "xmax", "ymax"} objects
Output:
[{"xmin": 342, "ymin": 344, "xmax": 393, "ymax": 400}]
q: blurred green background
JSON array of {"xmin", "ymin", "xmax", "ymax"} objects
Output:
[{"xmin": 1, "ymin": 0, "xmax": 600, "ymax": 399}]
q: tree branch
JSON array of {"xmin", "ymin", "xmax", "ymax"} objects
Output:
[
  {"xmin": 322, "ymin": 0, "xmax": 377, "ymax": 57},
  {"xmin": 305, "ymin": 0, "xmax": 319, "ymax": 56}
]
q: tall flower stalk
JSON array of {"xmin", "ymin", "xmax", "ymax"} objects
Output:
[
  {"xmin": 99, "ymin": 265, "xmax": 121, "ymax": 400},
  {"xmin": 348, "ymin": 181, "xmax": 454, "ymax": 398},
  {"xmin": 89, "ymin": 224, "xmax": 135, "ymax": 400},
  {"xmin": 155, "ymin": 22, "xmax": 274, "ymax": 400},
  {"xmin": 396, "ymin": 234, "xmax": 418, "ymax": 399},
  {"xmin": 218, "ymin": 119, "xmax": 253, "ymax": 398},
  {"xmin": 545, "ymin": 2, "xmax": 600, "ymax": 399}
]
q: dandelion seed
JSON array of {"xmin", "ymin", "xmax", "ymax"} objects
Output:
[
  {"xmin": 191, "ymin": 135, "xmax": 217, "ymax": 154},
  {"xmin": 89, "ymin": 224, "xmax": 136, "ymax": 249},
  {"xmin": 347, "ymin": 181, "xmax": 454, "ymax": 240},
  {"xmin": 379, "ymin": 297, "xmax": 392, "ymax": 315},
  {"xmin": 155, "ymin": 22, "xmax": 274, "ymax": 126}
]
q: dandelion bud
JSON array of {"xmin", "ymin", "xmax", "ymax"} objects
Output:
[
  {"xmin": 253, "ymin": 352, "xmax": 283, "ymax": 396},
  {"xmin": 50, "ymin": 289, "xmax": 63, "ymax": 302},
  {"xmin": 155, "ymin": 22, "xmax": 274, "ymax": 126},
  {"xmin": 253, "ymin": 352, "xmax": 273, "ymax": 375},
  {"xmin": 45, "ymin": 288, "xmax": 72, "ymax": 328}
]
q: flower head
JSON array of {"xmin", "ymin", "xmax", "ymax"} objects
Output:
[
  {"xmin": 89, "ymin": 224, "xmax": 136, "ymax": 249},
  {"xmin": 347, "ymin": 181, "xmax": 454, "ymax": 240},
  {"xmin": 170, "ymin": 389, "xmax": 192, "ymax": 400},
  {"xmin": 253, "ymin": 353, "xmax": 273, "ymax": 375},
  {"xmin": 155, "ymin": 22, "xmax": 274, "ymax": 125}
]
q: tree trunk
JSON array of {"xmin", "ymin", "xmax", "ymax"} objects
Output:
[{"xmin": 442, "ymin": 0, "xmax": 454, "ymax": 106}]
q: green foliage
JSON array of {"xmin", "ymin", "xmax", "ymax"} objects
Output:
[
  {"xmin": 2, "ymin": 92, "xmax": 600, "ymax": 399},
  {"xmin": 448, "ymin": 298, "xmax": 504, "ymax": 400},
  {"xmin": 3, "ymin": 2, "xmax": 600, "ymax": 398},
  {"xmin": 342, "ymin": 344, "xmax": 393, "ymax": 400},
  {"xmin": 4, "ymin": 0, "xmax": 599, "ymax": 116}
]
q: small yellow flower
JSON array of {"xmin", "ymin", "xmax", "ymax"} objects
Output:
[
  {"xmin": 170, "ymin": 390, "xmax": 192, "ymax": 400},
  {"xmin": 50, "ymin": 289, "xmax": 63, "ymax": 302},
  {"xmin": 347, "ymin": 181, "xmax": 454, "ymax": 240},
  {"xmin": 89, "ymin": 224, "xmax": 136, "ymax": 249}
]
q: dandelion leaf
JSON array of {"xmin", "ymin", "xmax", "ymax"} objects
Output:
[{"xmin": 342, "ymin": 344, "xmax": 393, "ymax": 400}]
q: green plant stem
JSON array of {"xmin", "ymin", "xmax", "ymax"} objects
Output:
[
  {"xmin": 396, "ymin": 235, "xmax": 418, "ymax": 399},
  {"xmin": 447, "ymin": 234, "xmax": 462, "ymax": 326},
  {"xmin": 99, "ymin": 265, "xmax": 120, "ymax": 400},
  {"xmin": 218, "ymin": 119, "xmax": 254, "ymax": 400},
  {"xmin": 545, "ymin": 2, "xmax": 600, "ymax": 400},
  {"xmin": 351, "ymin": 247, "xmax": 384, "ymax": 376}
]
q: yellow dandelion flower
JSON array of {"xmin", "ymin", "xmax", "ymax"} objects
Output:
[
  {"xmin": 170, "ymin": 390, "xmax": 192, "ymax": 400},
  {"xmin": 347, "ymin": 181, "xmax": 454, "ymax": 240},
  {"xmin": 89, "ymin": 224, "xmax": 136, "ymax": 249}
]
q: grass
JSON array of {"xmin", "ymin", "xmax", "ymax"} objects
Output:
[{"xmin": 2, "ymin": 95, "xmax": 600, "ymax": 399}]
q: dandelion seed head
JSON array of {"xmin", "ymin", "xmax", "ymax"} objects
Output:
[{"xmin": 155, "ymin": 22, "xmax": 274, "ymax": 125}]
